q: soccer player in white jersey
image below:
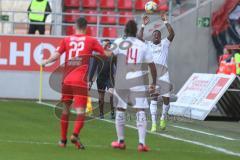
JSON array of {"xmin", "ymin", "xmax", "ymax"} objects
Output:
[
  {"xmin": 111, "ymin": 20, "xmax": 157, "ymax": 152},
  {"xmin": 138, "ymin": 13, "xmax": 175, "ymax": 132}
]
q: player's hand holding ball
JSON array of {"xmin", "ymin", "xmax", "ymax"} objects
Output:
[{"xmin": 145, "ymin": 1, "xmax": 158, "ymax": 14}]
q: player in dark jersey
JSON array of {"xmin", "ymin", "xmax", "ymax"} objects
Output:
[
  {"xmin": 89, "ymin": 39, "xmax": 115, "ymax": 119},
  {"xmin": 42, "ymin": 17, "xmax": 111, "ymax": 149}
]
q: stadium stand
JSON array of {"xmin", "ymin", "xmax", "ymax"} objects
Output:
[
  {"xmin": 100, "ymin": 11, "xmax": 117, "ymax": 25},
  {"xmin": 100, "ymin": 0, "xmax": 115, "ymax": 9},
  {"xmin": 119, "ymin": 11, "xmax": 134, "ymax": 25},
  {"xmin": 64, "ymin": 9, "xmax": 81, "ymax": 23},
  {"xmin": 62, "ymin": 0, "xmax": 173, "ymax": 36},
  {"xmin": 84, "ymin": 10, "xmax": 98, "ymax": 24},
  {"xmin": 135, "ymin": 0, "xmax": 146, "ymax": 11},
  {"xmin": 118, "ymin": 0, "xmax": 133, "ymax": 10},
  {"xmin": 86, "ymin": 26, "xmax": 98, "ymax": 37},
  {"xmin": 64, "ymin": 0, "xmax": 81, "ymax": 8},
  {"xmin": 0, "ymin": 0, "xmax": 199, "ymax": 37},
  {"xmin": 102, "ymin": 27, "xmax": 118, "ymax": 38},
  {"xmin": 82, "ymin": 0, "xmax": 98, "ymax": 9},
  {"xmin": 65, "ymin": 25, "xmax": 75, "ymax": 35}
]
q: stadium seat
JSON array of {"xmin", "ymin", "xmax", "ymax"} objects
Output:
[
  {"xmin": 135, "ymin": 0, "xmax": 146, "ymax": 11},
  {"xmin": 119, "ymin": 12, "xmax": 133, "ymax": 25},
  {"xmin": 153, "ymin": 0, "xmax": 160, "ymax": 5},
  {"xmin": 102, "ymin": 27, "xmax": 118, "ymax": 38},
  {"xmin": 158, "ymin": 0, "xmax": 168, "ymax": 11},
  {"xmin": 100, "ymin": 11, "xmax": 117, "ymax": 24},
  {"xmin": 84, "ymin": 10, "xmax": 98, "ymax": 24},
  {"xmin": 100, "ymin": 0, "xmax": 115, "ymax": 9},
  {"xmin": 64, "ymin": 9, "xmax": 81, "ymax": 23},
  {"xmin": 118, "ymin": 0, "xmax": 133, "ymax": 10},
  {"xmin": 65, "ymin": 26, "xmax": 75, "ymax": 35},
  {"xmin": 82, "ymin": 0, "xmax": 98, "ymax": 8},
  {"xmin": 86, "ymin": 26, "xmax": 97, "ymax": 37},
  {"xmin": 158, "ymin": 5, "xmax": 168, "ymax": 11},
  {"xmin": 64, "ymin": 0, "xmax": 80, "ymax": 7}
]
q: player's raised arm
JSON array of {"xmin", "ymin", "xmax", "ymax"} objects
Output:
[
  {"xmin": 161, "ymin": 13, "xmax": 175, "ymax": 42},
  {"xmin": 137, "ymin": 15, "xmax": 150, "ymax": 41}
]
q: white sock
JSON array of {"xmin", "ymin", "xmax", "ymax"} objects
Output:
[
  {"xmin": 115, "ymin": 111, "xmax": 125, "ymax": 142},
  {"xmin": 150, "ymin": 100, "xmax": 158, "ymax": 125},
  {"xmin": 161, "ymin": 104, "xmax": 170, "ymax": 120},
  {"xmin": 136, "ymin": 111, "xmax": 147, "ymax": 145}
]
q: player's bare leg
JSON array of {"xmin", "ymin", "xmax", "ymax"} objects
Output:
[
  {"xmin": 111, "ymin": 108, "xmax": 126, "ymax": 149},
  {"xmin": 71, "ymin": 107, "xmax": 85, "ymax": 149},
  {"xmin": 160, "ymin": 96, "xmax": 170, "ymax": 130},
  {"xmin": 136, "ymin": 108, "xmax": 149, "ymax": 152},
  {"xmin": 59, "ymin": 101, "xmax": 71, "ymax": 148}
]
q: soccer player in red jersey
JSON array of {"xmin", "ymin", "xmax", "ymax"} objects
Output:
[{"xmin": 42, "ymin": 17, "xmax": 110, "ymax": 149}]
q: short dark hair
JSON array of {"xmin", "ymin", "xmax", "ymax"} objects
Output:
[
  {"xmin": 124, "ymin": 20, "xmax": 138, "ymax": 37},
  {"xmin": 153, "ymin": 30, "xmax": 161, "ymax": 35},
  {"xmin": 102, "ymin": 39, "xmax": 111, "ymax": 43},
  {"xmin": 76, "ymin": 17, "xmax": 88, "ymax": 30}
]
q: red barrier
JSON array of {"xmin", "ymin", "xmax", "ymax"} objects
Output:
[
  {"xmin": 0, "ymin": 35, "xmax": 63, "ymax": 72},
  {"xmin": 211, "ymin": 0, "xmax": 239, "ymax": 35}
]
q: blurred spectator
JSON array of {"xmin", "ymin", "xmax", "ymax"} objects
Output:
[
  {"xmin": 217, "ymin": 45, "xmax": 240, "ymax": 75},
  {"xmin": 176, "ymin": 0, "xmax": 181, "ymax": 6},
  {"xmin": 219, "ymin": 48, "xmax": 232, "ymax": 63},
  {"xmin": 174, "ymin": 0, "xmax": 182, "ymax": 15},
  {"xmin": 28, "ymin": 0, "xmax": 51, "ymax": 35}
]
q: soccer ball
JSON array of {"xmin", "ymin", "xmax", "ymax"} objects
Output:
[{"xmin": 145, "ymin": 1, "xmax": 158, "ymax": 14}]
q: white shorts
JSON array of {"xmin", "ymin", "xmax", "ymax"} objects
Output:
[
  {"xmin": 157, "ymin": 72, "xmax": 171, "ymax": 97},
  {"xmin": 113, "ymin": 87, "xmax": 149, "ymax": 109}
]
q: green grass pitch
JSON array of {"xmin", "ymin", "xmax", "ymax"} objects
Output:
[{"xmin": 0, "ymin": 100, "xmax": 239, "ymax": 160}]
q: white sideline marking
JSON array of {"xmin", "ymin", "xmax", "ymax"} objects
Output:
[
  {"xmin": 171, "ymin": 125, "xmax": 236, "ymax": 141},
  {"xmin": 0, "ymin": 139, "xmax": 211, "ymax": 154},
  {"xmin": 101, "ymin": 119, "xmax": 240, "ymax": 157},
  {"xmin": 38, "ymin": 102, "xmax": 240, "ymax": 157}
]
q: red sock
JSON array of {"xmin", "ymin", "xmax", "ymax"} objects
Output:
[
  {"xmin": 61, "ymin": 114, "xmax": 69, "ymax": 141},
  {"xmin": 73, "ymin": 114, "xmax": 85, "ymax": 135}
]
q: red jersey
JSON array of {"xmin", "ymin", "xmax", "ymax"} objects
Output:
[{"xmin": 56, "ymin": 34, "xmax": 105, "ymax": 86}]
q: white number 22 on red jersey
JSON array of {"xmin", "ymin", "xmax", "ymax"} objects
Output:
[{"xmin": 69, "ymin": 41, "xmax": 85, "ymax": 58}]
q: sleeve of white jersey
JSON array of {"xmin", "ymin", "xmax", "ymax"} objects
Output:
[{"xmin": 163, "ymin": 38, "xmax": 171, "ymax": 48}]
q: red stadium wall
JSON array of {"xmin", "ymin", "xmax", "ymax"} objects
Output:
[
  {"xmin": 0, "ymin": 35, "xmax": 65, "ymax": 100},
  {"xmin": 0, "ymin": 35, "xmax": 63, "ymax": 72}
]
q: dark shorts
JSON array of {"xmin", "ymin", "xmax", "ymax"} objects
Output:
[
  {"xmin": 28, "ymin": 23, "xmax": 45, "ymax": 35},
  {"xmin": 97, "ymin": 78, "xmax": 114, "ymax": 92}
]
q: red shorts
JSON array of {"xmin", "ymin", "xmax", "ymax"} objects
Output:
[
  {"xmin": 61, "ymin": 83, "xmax": 88, "ymax": 108},
  {"xmin": 61, "ymin": 95, "xmax": 87, "ymax": 108}
]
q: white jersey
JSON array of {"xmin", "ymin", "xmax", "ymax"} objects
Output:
[
  {"xmin": 146, "ymin": 38, "xmax": 170, "ymax": 67},
  {"xmin": 113, "ymin": 37, "xmax": 153, "ymax": 81},
  {"xmin": 112, "ymin": 37, "xmax": 152, "ymax": 108}
]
